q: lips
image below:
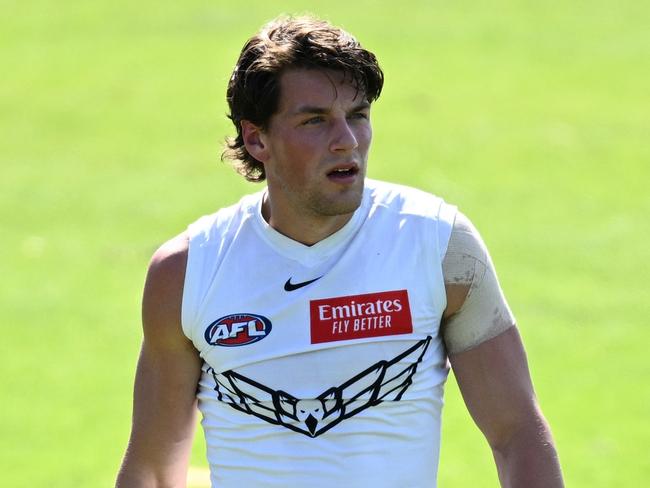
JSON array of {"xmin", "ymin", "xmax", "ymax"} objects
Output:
[{"xmin": 326, "ymin": 163, "xmax": 360, "ymax": 181}]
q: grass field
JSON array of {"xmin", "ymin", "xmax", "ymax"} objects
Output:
[{"xmin": 2, "ymin": 1, "xmax": 649, "ymax": 486}]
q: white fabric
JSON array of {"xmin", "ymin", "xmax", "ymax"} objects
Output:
[
  {"xmin": 441, "ymin": 213, "xmax": 516, "ymax": 354},
  {"xmin": 182, "ymin": 179, "xmax": 457, "ymax": 488}
]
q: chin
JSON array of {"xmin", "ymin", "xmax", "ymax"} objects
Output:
[{"xmin": 312, "ymin": 191, "xmax": 364, "ymax": 217}]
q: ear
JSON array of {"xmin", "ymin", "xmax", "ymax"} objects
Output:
[{"xmin": 241, "ymin": 120, "xmax": 270, "ymax": 163}]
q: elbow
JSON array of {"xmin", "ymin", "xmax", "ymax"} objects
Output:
[{"xmin": 487, "ymin": 406, "xmax": 555, "ymax": 456}]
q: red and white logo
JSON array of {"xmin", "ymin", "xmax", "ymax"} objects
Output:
[
  {"xmin": 204, "ymin": 313, "xmax": 272, "ymax": 347},
  {"xmin": 309, "ymin": 290, "xmax": 413, "ymax": 344}
]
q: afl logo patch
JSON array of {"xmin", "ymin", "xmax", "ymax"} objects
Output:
[{"xmin": 204, "ymin": 313, "xmax": 272, "ymax": 347}]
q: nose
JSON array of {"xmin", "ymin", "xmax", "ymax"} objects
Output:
[{"xmin": 329, "ymin": 118, "xmax": 358, "ymax": 152}]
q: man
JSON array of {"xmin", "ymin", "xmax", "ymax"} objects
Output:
[{"xmin": 116, "ymin": 16, "xmax": 563, "ymax": 488}]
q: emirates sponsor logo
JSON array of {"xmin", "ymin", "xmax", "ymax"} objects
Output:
[{"xmin": 310, "ymin": 290, "xmax": 413, "ymax": 344}]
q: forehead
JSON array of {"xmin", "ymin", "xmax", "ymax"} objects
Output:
[{"xmin": 276, "ymin": 69, "xmax": 367, "ymax": 114}]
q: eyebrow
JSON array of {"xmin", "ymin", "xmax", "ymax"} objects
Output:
[{"xmin": 291, "ymin": 101, "xmax": 371, "ymax": 116}]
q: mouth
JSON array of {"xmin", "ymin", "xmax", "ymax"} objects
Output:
[{"xmin": 326, "ymin": 163, "xmax": 360, "ymax": 182}]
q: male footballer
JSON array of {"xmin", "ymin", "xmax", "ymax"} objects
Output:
[{"xmin": 116, "ymin": 15, "xmax": 564, "ymax": 488}]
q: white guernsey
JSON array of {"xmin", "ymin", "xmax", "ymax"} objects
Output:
[{"xmin": 182, "ymin": 180, "xmax": 456, "ymax": 487}]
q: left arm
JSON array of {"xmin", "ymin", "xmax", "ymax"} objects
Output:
[
  {"xmin": 449, "ymin": 328, "xmax": 563, "ymax": 488},
  {"xmin": 442, "ymin": 212, "xmax": 563, "ymax": 487}
]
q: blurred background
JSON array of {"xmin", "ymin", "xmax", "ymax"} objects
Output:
[{"xmin": 1, "ymin": 0, "xmax": 648, "ymax": 486}]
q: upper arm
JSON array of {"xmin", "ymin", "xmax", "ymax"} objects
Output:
[
  {"xmin": 441, "ymin": 212, "xmax": 516, "ymax": 354},
  {"xmin": 448, "ymin": 327, "xmax": 542, "ymax": 450},
  {"xmin": 441, "ymin": 213, "xmax": 543, "ymax": 448},
  {"xmin": 117, "ymin": 233, "xmax": 202, "ymax": 486}
]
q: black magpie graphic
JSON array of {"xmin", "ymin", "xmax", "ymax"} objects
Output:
[{"xmin": 208, "ymin": 337, "xmax": 431, "ymax": 437}]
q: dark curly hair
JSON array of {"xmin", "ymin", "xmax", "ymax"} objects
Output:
[{"xmin": 222, "ymin": 15, "xmax": 384, "ymax": 182}]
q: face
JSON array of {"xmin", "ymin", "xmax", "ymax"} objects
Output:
[{"xmin": 244, "ymin": 69, "xmax": 372, "ymax": 231}]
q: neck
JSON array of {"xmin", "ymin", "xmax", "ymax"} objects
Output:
[{"xmin": 261, "ymin": 196, "xmax": 355, "ymax": 246}]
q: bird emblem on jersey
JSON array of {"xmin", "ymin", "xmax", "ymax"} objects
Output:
[{"xmin": 207, "ymin": 336, "xmax": 431, "ymax": 437}]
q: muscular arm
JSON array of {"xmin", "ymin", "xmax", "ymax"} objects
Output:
[
  {"xmin": 116, "ymin": 233, "xmax": 202, "ymax": 488},
  {"xmin": 442, "ymin": 213, "xmax": 563, "ymax": 487}
]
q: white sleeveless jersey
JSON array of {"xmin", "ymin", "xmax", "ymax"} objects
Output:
[{"xmin": 182, "ymin": 179, "xmax": 457, "ymax": 488}]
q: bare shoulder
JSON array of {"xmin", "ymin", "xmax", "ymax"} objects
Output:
[
  {"xmin": 142, "ymin": 232, "xmax": 191, "ymax": 348},
  {"xmin": 148, "ymin": 232, "xmax": 189, "ymax": 277}
]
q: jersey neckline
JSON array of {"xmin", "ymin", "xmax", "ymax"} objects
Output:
[{"xmin": 249, "ymin": 184, "xmax": 371, "ymax": 266}]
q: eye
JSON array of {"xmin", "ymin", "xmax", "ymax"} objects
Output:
[
  {"xmin": 349, "ymin": 111, "xmax": 369, "ymax": 121},
  {"xmin": 302, "ymin": 116, "xmax": 325, "ymax": 125}
]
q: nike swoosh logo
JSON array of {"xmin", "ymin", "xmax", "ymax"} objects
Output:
[{"xmin": 284, "ymin": 276, "xmax": 322, "ymax": 292}]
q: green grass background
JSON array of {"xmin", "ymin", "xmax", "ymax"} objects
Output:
[{"xmin": 2, "ymin": 0, "xmax": 649, "ymax": 486}]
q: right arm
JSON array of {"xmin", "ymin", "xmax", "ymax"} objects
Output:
[{"xmin": 116, "ymin": 233, "xmax": 202, "ymax": 487}]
